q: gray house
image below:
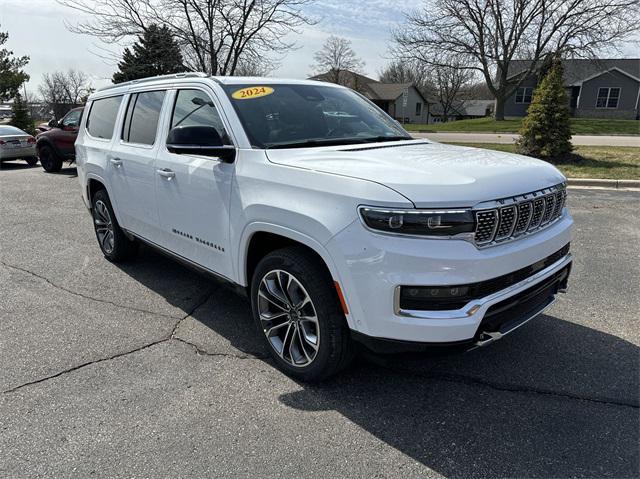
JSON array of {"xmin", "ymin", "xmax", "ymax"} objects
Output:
[
  {"xmin": 504, "ymin": 59, "xmax": 640, "ymax": 119},
  {"xmin": 309, "ymin": 70, "xmax": 429, "ymax": 123},
  {"xmin": 365, "ymin": 82, "xmax": 429, "ymax": 123}
]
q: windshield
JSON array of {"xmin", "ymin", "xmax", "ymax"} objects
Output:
[{"xmin": 222, "ymin": 83, "xmax": 411, "ymax": 149}]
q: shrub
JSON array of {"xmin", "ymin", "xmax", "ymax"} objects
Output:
[
  {"xmin": 516, "ymin": 59, "xmax": 573, "ymax": 161},
  {"xmin": 9, "ymin": 93, "xmax": 35, "ymax": 135}
]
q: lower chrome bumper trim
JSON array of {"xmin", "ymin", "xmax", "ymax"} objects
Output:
[{"xmin": 394, "ymin": 253, "xmax": 572, "ymax": 320}]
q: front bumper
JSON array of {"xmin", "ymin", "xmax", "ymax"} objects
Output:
[
  {"xmin": 353, "ymin": 254, "xmax": 570, "ymax": 354},
  {"xmin": 326, "ymin": 209, "xmax": 573, "ymax": 345}
]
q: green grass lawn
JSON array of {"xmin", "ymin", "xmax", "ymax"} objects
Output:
[
  {"xmin": 405, "ymin": 117, "xmax": 640, "ymax": 136},
  {"xmin": 448, "ymin": 143, "xmax": 640, "ymax": 180}
]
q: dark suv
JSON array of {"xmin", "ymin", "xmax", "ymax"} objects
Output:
[{"xmin": 36, "ymin": 107, "xmax": 84, "ymax": 172}]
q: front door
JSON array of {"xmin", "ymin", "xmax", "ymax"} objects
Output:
[
  {"xmin": 57, "ymin": 108, "xmax": 82, "ymax": 158},
  {"xmin": 154, "ymin": 87, "xmax": 235, "ymax": 279},
  {"xmin": 108, "ymin": 90, "xmax": 168, "ymax": 240}
]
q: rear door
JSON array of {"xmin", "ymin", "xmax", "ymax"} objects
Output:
[
  {"xmin": 153, "ymin": 86, "xmax": 236, "ymax": 279},
  {"xmin": 108, "ymin": 89, "xmax": 169, "ymax": 240}
]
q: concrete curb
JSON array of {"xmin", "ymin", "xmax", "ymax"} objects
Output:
[{"xmin": 567, "ymin": 178, "xmax": 640, "ymax": 189}]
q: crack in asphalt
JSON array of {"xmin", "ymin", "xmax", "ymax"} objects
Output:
[
  {"xmin": 1, "ymin": 286, "xmax": 224, "ymax": 395},
  {"xmin": 387, "ymin": 367, "xmax": 639, "ymax": 409},
  {"xmin": 0, "ymin": 260, "xmax": 183, "ymax": 319},
  {"xmin": 1, "ymin": 339, "xmax": 169, "ymax": 395},
  {"xmin": 173, "ymin": 337, "xmax": 268, "ymax": 360}
]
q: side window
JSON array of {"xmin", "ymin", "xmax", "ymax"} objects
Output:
[
  {"xmin": 62, "ymin": 109, "xmax": 82, "ymax": 128},
  {"xmin": 86, "ymin": 96, "xmax": 123, "ymax": 139},
  {"xmin": 515, "ymin": 87, "xmax": 533, "ymax": 104},
  {"xmin": 596, "ymin": 88, "xmax": 608, "ymax": 108},
  {"xmin": 415, "ymin": 102, "xmax": 422, "ymax": 116},
  {"xmin": 169, "ymin": 89, "xmax": 231, "ymax": 145},
  {"xmin": 122, "ymin": 90, "xmax": 166, "ymax": 145}
]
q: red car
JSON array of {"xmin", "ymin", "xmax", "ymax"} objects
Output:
[{"xmin": 36, "ymin": 107, "xmax": 84, "ymax": 172}]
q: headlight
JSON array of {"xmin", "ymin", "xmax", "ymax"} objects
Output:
[{"xmin": 359, "ymin": 206, "xmax": 475, "ymax": 236}]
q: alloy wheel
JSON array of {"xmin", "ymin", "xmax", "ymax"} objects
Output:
[
  {"xmin": 257, "ymin": 270, "xmax": 320, "ymax": 367},
  {"xmin": 93, "ymin": 200, "xmax": 115, "ymax": 254}
]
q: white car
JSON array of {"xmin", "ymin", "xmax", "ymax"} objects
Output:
[
  {"xmin": 76, "ymin": 73, "xmax": 573, "ymax": 381},
  {"xmin": 0, "ymin": 125, "xmax": 38, "ymax": 166}
]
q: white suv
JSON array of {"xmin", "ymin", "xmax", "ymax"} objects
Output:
[{"xmin": 76, "ymin": 73, "xmax": 573, "ymax": 381}]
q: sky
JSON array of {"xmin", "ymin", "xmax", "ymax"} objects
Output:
[
  {"xmin": 0, "ymin": 0, "xmax": 423, "ymax": 95},
  {"xmin": 1, "ymin": 0, "xmax": 638, "ymax": 95}
]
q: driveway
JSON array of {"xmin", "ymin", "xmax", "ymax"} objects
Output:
[
  {"xmin": 413, "ymin": 131, "xmax": 640, "ymax": 146},
  {"xmin": 1, "ymin": 163, "xmax": 638, "ymax": 478}
]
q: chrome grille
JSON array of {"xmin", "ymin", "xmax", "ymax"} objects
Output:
[
  {"xmin": 475, "ymin": 210, "xmax": 498, "ymax": 244},
  {"xmin": 540, "ymin": 193, "xmax": 556, "ymax": 225},
  {"xmin": 513, "ymin": 202, "xmax": 532, "ymax": 236},
  {"xmin": 473, "ymin": 183, "xmax": 566, "ymax": 248},
  {"xmin": 529, "ymin": 198, "xmax": 546, "ymax": 229},
  {"xmin": 553, "ymin": 190, "xmax": 565, "ymax": 217},
  {"xmin": 495, "ymin": 205, "xmax": 517, "ymax": 240}
]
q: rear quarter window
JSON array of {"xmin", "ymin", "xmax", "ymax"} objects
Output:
[{"xmin": 86, "ymin": 96, "xmax": 123, "ymax": 139}]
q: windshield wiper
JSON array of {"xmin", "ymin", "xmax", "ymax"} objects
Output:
[
  {"xmin": 265, "ymin": 138, "xmax": 369, "ymax": 149},
  {"xmin": 264, "ymin": 135, "xmax": 412, "ymax": 149},
  {"xmin": 359, "ymin": 135, "xmax": 412, "ymax": 143}
]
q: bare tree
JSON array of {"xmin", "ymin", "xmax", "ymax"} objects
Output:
[
  {"xmin": 431, "ymin": 59, "xmax": 474, "ymax": 122},
  {"xmin": 393, "ymin": 0, "xmax": 640, "ymax": 120},
  {"xmin": 311, "ymin": 36, "xmax": 365, "ymax": 85},
  {"xmin": 39, "ymin": 70, "xmax": 93, "ymax": 119},
  {"xmin": 378, "ymin": 60, "xmax": 427, "ymax": 86},
  {"xmin": 57, "ymin": 0, "xmax": 314, "ymax": 76}
]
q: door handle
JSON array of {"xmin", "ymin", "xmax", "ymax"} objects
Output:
[
  {"xmin": 157, "ymin": 168, "xmax": 175, "ymax": 179},
  {"xmin": 110, "ymin": 158, "xmax": 123, "ymax": 167}
]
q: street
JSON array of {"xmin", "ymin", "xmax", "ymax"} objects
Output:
[{"xmin": 1, "ymin": 163, "xmax": 638, "ymax": 478}]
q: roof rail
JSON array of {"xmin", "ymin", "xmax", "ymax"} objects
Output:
[{"xmin": 97, "ymin": 72, "xmax": 209, "ymax": 92}]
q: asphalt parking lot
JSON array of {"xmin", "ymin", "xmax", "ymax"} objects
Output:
[{"xmin": 1, "ymin": 162, "xmax": 638, "ymax": 478}]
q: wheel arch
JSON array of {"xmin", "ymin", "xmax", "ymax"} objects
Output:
[
  {"xmin": 238, "ymin": 223, "xmax": 342, "ymax": 291},
  {"xmin": 84, "ymin": 174, "xmax": 126, "ymax": 226},
  {"xmin": 35, "ymin": 137, "xmax": 61, "ymax": 157}
]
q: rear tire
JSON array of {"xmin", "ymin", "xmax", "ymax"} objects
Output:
[
  {"xmin": 91, "ymin": 189, "xmax": 138, "ymax": 262},
  {"xmin": 39, "ymin": 145, "xmax": 62, "ymax": 172},
  {"xmin": 25, "ymin": 156, "xmax": 38, "ymax": 167},
  {"xmin": 250, "ymin": 246, "xmax": 354, "ymax": 381}
]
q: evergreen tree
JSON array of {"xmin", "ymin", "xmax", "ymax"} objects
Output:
[
  {"xmin": 1, "ymin": 27, "xmax": 29, "ymax": 101},
  {"xmin": 112, "ymin": 25, "xmax": 186, "ymax": 84},
  {"xmin": 516, "ymin": 59, "xmax": 573, "ymax": 160},
  {"xmin": 9, "ymin": 93, "xmax": 34, "ymax": 135}
]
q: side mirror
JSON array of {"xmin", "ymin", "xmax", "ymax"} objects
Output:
[
  {"xmin": 48, "ymin": 119, "xmax": 59, "ymax": 128},
  {"xmin": 166, "ymin": 125, "xmax": 235, "ymax": 163}
]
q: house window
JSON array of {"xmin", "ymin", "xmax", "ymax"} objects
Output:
[
  {"xmin": 596, "ymin": 87, "xmax": 620, "ymax": 108},
  {"xmin": 415, "ymin": 102, "xmax": 422, "ymax": 116},
  {"xmin": 515, "ymin": 87, "xmax": 533, "ymax": 104}
]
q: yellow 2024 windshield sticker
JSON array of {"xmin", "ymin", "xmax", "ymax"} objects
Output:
[{"xmin": 232, "ymin": 86, "xmax": 274, "ymax": 100}]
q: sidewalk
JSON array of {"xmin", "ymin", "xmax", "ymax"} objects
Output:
[{"xmin": 413, "ymin": 132, "xmax": 640, "ymax": 147}]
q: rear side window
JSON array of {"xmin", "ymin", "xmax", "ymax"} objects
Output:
[
  {"xmin": 122, "ymin": 90, "xmax": 166, "ymax": 145},
  {"xmin": 86, "ymin": 96, "xmax": 122, "ymax": 139}
]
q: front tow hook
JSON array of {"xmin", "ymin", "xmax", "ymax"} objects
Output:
[{"xmin": 474, "ymin": 331, "xmax": 503, "ymax": 348}]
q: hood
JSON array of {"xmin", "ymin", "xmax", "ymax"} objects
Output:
[{"xmin": 265, "ymin": 140, "xmax": 566, "ymax": 208}]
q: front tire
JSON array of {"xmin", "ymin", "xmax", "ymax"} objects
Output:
[
  {"xmin": 91, "ymin": 189, "xmax": 138, "ymax": 262},
  {"xmin": 250, "ymin": 246, "xmax": 354, "ymax": 381},
  {"xmin": 38, "ymin": 145, "xmax": 62, "ymax": 173}
]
